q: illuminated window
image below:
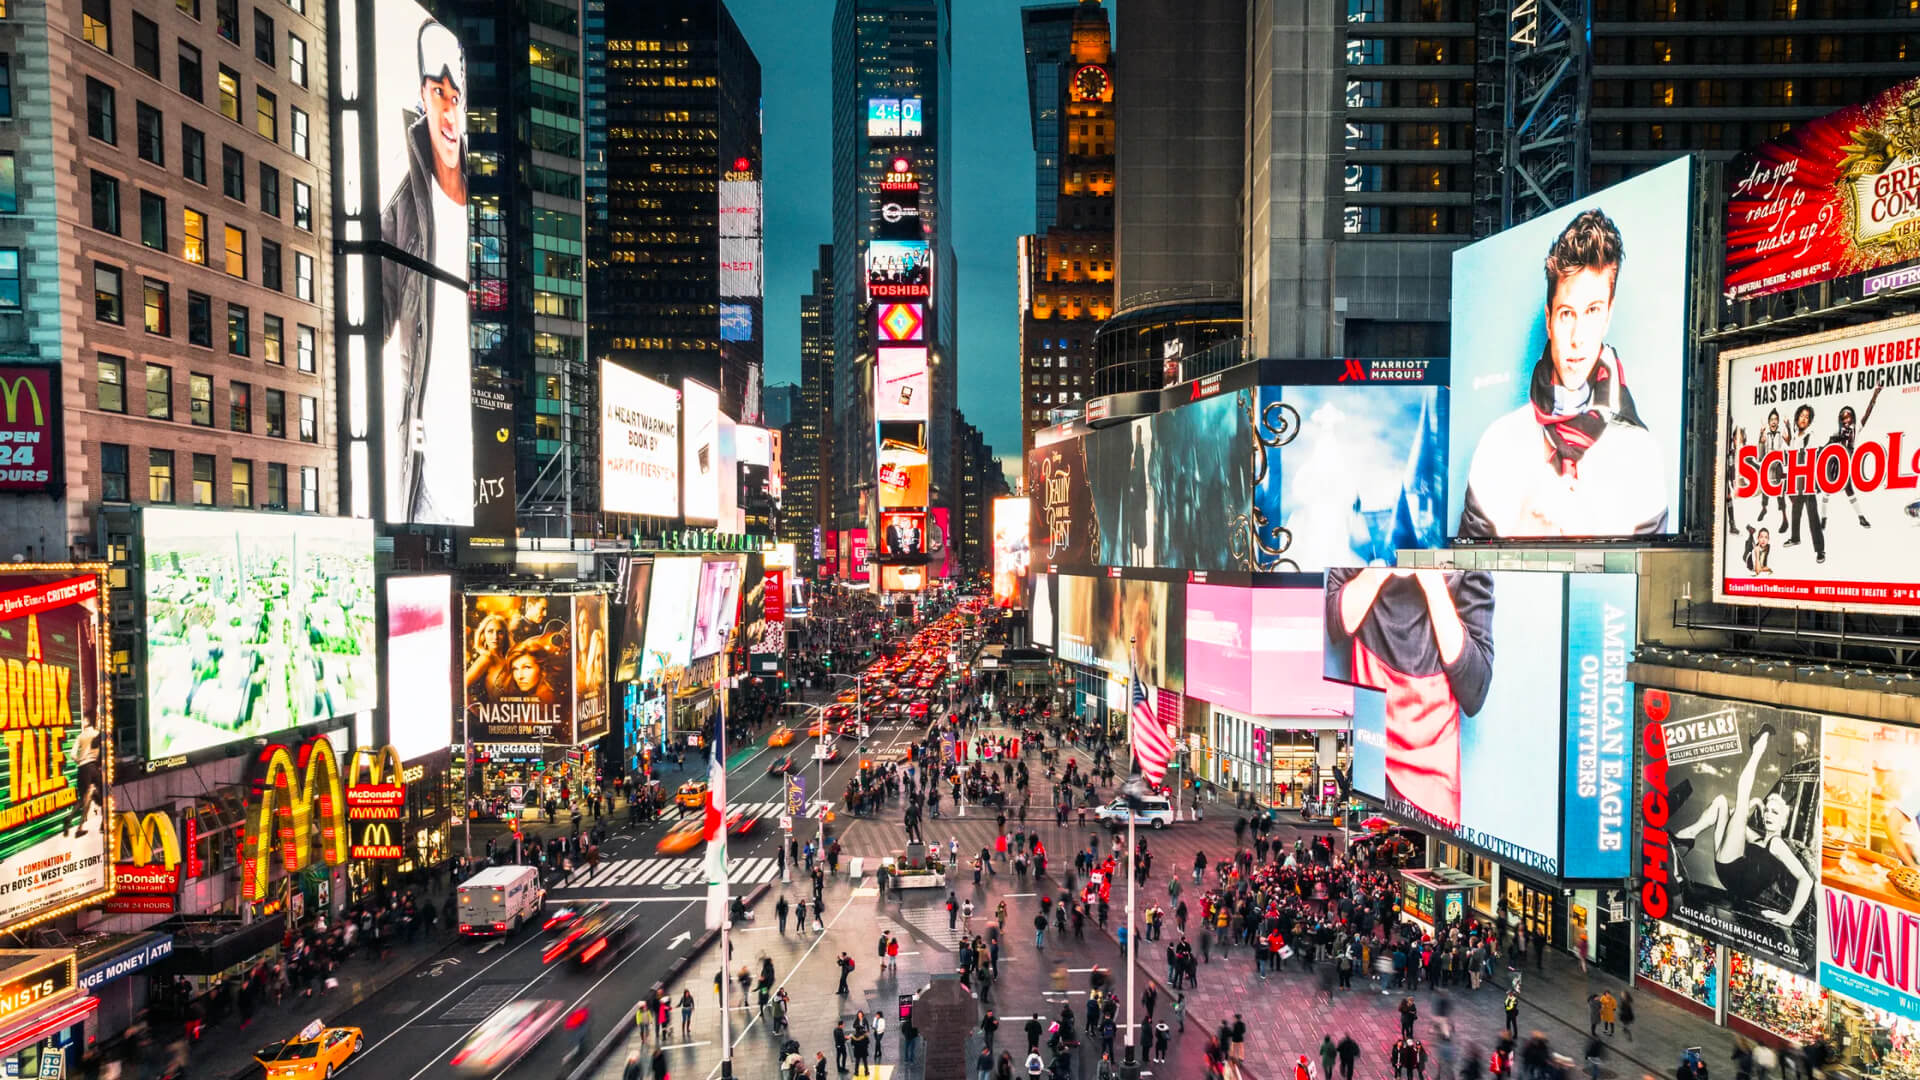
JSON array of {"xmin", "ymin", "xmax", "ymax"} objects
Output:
[
  {"xmin": 182, "ymin": 207, "xmax": 207, "ymax": 264},
  {"xmin": 218, "ymin": 65, "xmax": 239, "ymax": 122},
  {"xmin": 224, "ymin": 224, "xmax": 246, "ymax": 278},
  {"xmin": 255, "ymin": 88, "xmax": 276, "ymax": 141},
  {"xmin": 82, "ymin": 0, "xmax": 110, "ymax": 51}
]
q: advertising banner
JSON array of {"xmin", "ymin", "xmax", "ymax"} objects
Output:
[
  {"xmin": 1086, "ymin": 390, "xmax": 1253, "ymax": 571},
  {"xmin": 874, "ymin": 185, "xmax": 923, "ymax": 244},
  {"xmin": 601, "ymin": 364, "xmax": 680, "ymax": 517},
  {"xmin": 867, "ymin": 98, "xmax": 901, "ymax": 138},
  {"xmin": 880, "ymin": 565, "xmax": 926, "ymax": 593},
  {"xmin": 1715, "ymin": 314, "xmax": 1920, "ymax": 615},
  {"xmin": 1032, "ymin": 572, "xmax": 1056, "ymax": 651},
  {"xmin": 1448, "ymin": 157, "xmax": 1691, "ymax": 540},
  {"xmin": 1185, "ymin": 585, "xmax": 1352, "ymax": 720},
  {"xmin": 720, "ymin": 304, "xmax": 754, "ymax": 342},
  {"xmin": 690, "ymin": 558, "xmax": 743, "ymax": 660},
  {"xmin": 877, "ymin": 425, "xmax": 929, "ymax": 509},
  {"xmin": 876, "ymin": 347, "xmax": 930, "ymax": 423},
  {"xmin": 929, "ymin": 507, "xmax": 952, "ymax": 579},
  {"xmin": 613, "ymin": 557, "xmax": 653, "ymax": 684},
  {"xmin": 1056, "ymin": 574, "xmax": 1184, "ymax": 693},
  {"xmin": 850, "ymin": 530, "xmax": 870, "ymax": 576},
  {"xmin": 991, "ymin": 498, "xmax": 1030, "ymax": 608},
  {"xmin": 385, "ymin": 575, "xmax": 453, "ymax": 762},
  {"xmin": 459, "ymin": 369, "xmax": 516, "ymax": 564},
  {"xmin": 1252, "ymin": 384, "xmax": 1446, "ymax": 571},
  {"xmin": 0, "ymin": 365, "xmax": 56, "ymax": 492},
  {"xmin": 875, "ymin": 303, "xmax": 925, "ymax": 343},
  {"xmin": 0, "ymin": 567, "xmax": 111, "ymax": 930},
  {"xmin": 1325, "ymin": 568, "xmax": 1568, "ymax": 874},
  {"xmin": 1726, "ymin": 77, "xmax": 1920, "ymax": 302},
  {"xmin": 719, "ymin": 238, "xmax": 762, "ymax": 298},
  {"xmin": 374, "ymin": 1, "xmax": 473, "ymax": 527},
  {"xmin": 868, "ymin": 240, "xmax": 930, "ymax": 299},
  {"xmin": 1561, "ymin": 573, "xmax": 1636, "ymax": 879},
  {"xmin": 718, "ymin": 180, "xmax": 760, "ymax": 238},
  {"xmin": 572, "ymin": 592, "xmax": 609, "ymax": 743},
  {"xmin": 879, "ymin": 511, "xmax": 927, "ymax": 558},
  {"xmin": 639, "ymin": 557, "xmax": 701, "ymax": 681},
  {"xmin": 682, "ymin": 380, "xmax": 720, "ymax": 524},
  {"xmin": 1028, "ymin": 438, "xmax": 1093, "ymax": 568},
  {"xmin": 717, "ymin": 415, "xmax": 740, "ymax": 533},
  {"xmin": 1819, "ymin": 713, "xmax": 1920, "ymax": 1018},
  {"xmin": 462, "ymin": 592, "xmax": 575, "ymax": 743},
  {"xmin": 1636, "ymin": 689, "xmax": 1819, "ymax": 974},
  {"xmin": 143, "ymin": 509, "xmax": 376, "ymax": 759}
]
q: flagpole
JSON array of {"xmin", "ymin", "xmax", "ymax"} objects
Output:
[
  {"xmin": 1123, "ymin": 638, "xmax": 1139, "ymax": 1080},
  {"xmin": 715, "ymin": 684, "xmax": 734, "ymax": 1080}
]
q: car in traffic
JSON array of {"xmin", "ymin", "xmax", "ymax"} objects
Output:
[
  {"xmin": 768, "ymin": 726, "xmax": 796, "ymax": 747},
  {"xmin": 254, "ymin": 1022, "xmax": 361, "ymax": 1078},
  {"xmin": 769, "ymin": 753, "xmax": 796, "ymax": 775},
  {"xmin": 449, "ymin": 999, "xmax": 569, "ymax": 1074},
  {"xmin": 656, "ymin": 809, "xmax": 753, "ymax": 854},
  {"xmin": 542, "ymin": 906, "xmax": 631, "ymax": 968},
  {"xmin": 676, "ymin": 780, "xmax": 709, "ymax": 809},
  {"xmin": 807, "ymin": 718, "xmax": 834, "ymax": 738},
  {"xmin": 541, "ymin": 900, "xmax": 606, "ymax": 934},
  {"xmin": 1094, "ymin": 795, "xmax": 1174, "ymax": 830}
]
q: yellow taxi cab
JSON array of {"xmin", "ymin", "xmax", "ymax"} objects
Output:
[
  {"xmin": 768, "ymin": 726, "xmax": 795, "ymax": 747},
  {"xmin": 807, "ymin": 718, "xmax": 834, "ymax": 738},
  {"xmin": 675, "ymin": 780, "xmax": 709, "ymax": 809},
  {"xmin": 835, "ymin": 689, "xmax": 859, "ymax": 704},
  {"xmin": 255, "ymin": 1021, "xmax": 362, "ymax": 1078},
  {"xmin": 656, "ymin": 817, "xmax": 704, "ymax": 854}
]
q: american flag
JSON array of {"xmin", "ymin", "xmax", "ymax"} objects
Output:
[{"xmin": 1129, "ymin": 661, "xmax": 1176, "ymax": 785}]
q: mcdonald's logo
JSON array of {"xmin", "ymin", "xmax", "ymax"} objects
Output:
[
  {"xmin": 350, "ymin": 822, "xmax": 403, "ymax": 861},
  {"xmin": 113, "ymin": 811, "xmax": 182, "ymax": 895},
  {"xmin": 346, "ymin": 745, "xmax": 407, "ymax": 820},
  {"xmin": 0, "ymin": 372, "xmax": 45, "ymax": 425},
  {"xmin": 242, "ymin": 735, "xmax": 349, "ymax": 901}
]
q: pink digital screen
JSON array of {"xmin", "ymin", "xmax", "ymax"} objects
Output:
[
  {"xmin": 1184, "ymin": 584, "xmax": 1253, "ymax": 713},
  {"xmin": 1185, "ymin": 584, "xmax": 1351, "ymax": 718}
]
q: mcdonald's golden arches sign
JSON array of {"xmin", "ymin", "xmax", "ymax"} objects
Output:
[
  {"xmin": 242, "ymin": 736, "xmax": 410, "ymax": 898},
  {"xmin": 0, "ymin": 366, "xmax": 55, "ymax": 493}
]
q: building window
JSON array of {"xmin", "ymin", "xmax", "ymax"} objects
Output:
[
  {"xmin": 264, "ymin": 461, "xmax": 285, "ymax": 508},
  {"xmin": 187, "ymin": 291, "xmax": 211, "ymax": 347},
  {"xmin": 182, "ymin": 124, "xmax": 205, "ymax": 183},
  {"xmin": 188, "ymin": 372, "xmax": 211, "ymax": 425},
  {"xmin": 82, "ymin": 0, "xmax": 111, "ymax": 52},
  {"xmin": 134, "ymin": 14, "xmax": 162, "ymax": 76},
  {"xmin": 137, "ymin": 191, "xmax": 165, "ymax": 250},
  {"xmin": 263, "ymin": 313, "xmax": 283, "ymax": 364},
  {"xmin": 0, "ymin": 57, "xmax": 11, "ymax": 118},
  {"xmin": 0, "ymin": 249, "xmax": 18, "ymax": 308},
  {"xmin": 96, "ymin": 355, "xmax": 126, "ymax": 412},
  {"xmin": 192, "ymin": 452, "xmax": 215, "ymax": 505},
  {"xmin": 265, "ymin": 387, "xmax": 284, "ymax": 437},
  {"xmin": 293, "ymin": 251, "xmax": 312, "ymax": 301},
  {"xmin": 258, "ymin": 163, "xmax": 279, "ymax": 216},
  {"xmin": 227, "ymin": 303, "xmax": 249, "ymax": 355},
  {"xmin": 217, "ymin": 66, "xmax": 241, "ymax": 123},
  {"xmin": 215, "ymin": 0, "xmax": 236, "ymax": 42},
  {"xmin": 137, "ymin": 103, "xmax": 164, "ymax": 164},
  {"xmin": 290, "ymin": 106, "xmax": 308, "ymax": 159},
  {"xmin": 182, "ymin": 207, "xmax": 207, "ymax": 263},
  {"xmin": 221, "ymin": 145, "xmax": 245, "ymax": 200},
  {"xmin": 295, "ymin": 323, "xmax": 314, "ymax": 372},
  {"xmin": 288, "ymin": 33, "xmax": 306, "ymax": 86},
  {"xmin": 148, "ymin": 448, "xmax": 175, "ymax": 503},
  {"xmin": 260, "ymin": 238, "xmax": 281, "ymax": 291},
  {"xmin": 292, "ymin": 179, "xmax": 311, "ymax": 230},
  {"xmin": 178, "ymin": 41, "xmax": 202, "ymax": 101},
  {"xmin": 223, "ymin": 225, "xmax": 246, "ymax": 278},
  {"xmin": 229, "ymin": 380, "xmax": 250, "ymax": 431},
  {"xmin": 145, "ymin": 363, "xmax": 172, "ymax": 419},
  {"xmin": 87, "ymin": 78, "xmax": 117, "ymax": 144},
  {"xmin": 252, "ymin": 9, "xmax": 274, "ymax": 64},
  {"xmin": 298, "ymin": 465, "xmax": 316, "ymax": 511},
  {"xmin": 143, "ymin": 277, "xmax": 169, "ymax": 335},
  {"xmin": 101, "ymin": 443, "xmax": 130, "ymax": 501},
  {"xmin": 231, "ymin": 458, "xmax": 251, "ymax": 506},
  {"xmin": 0, "ymin": 154, "xmax": 15, "ymax": 213},
  {"xmin": 94, "ymin": 262, "xmax": 123, "ymax": 323},
  {"xmin": 298, "ymin": 394, "xmax": 315, "ymax": 441},
  {"xmin": 90, "ymin": 170, "xmax": 120, "ymax": 234},
  {"xmin": 255, "ymin": 88, "xmax": 276, "ymax": 141}
]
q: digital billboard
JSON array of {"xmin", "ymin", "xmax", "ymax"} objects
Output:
[
  {"xmin": 874, "ymin": 181, "xmax": 922, "ymax": 243},
  {"xmin": 1715, "ymin": 315, "xmax": 1920, "ymax": 615},
  {"xmin": 736, "ymin": 424, "xmax": 772, "ymax": 469},
  {"xmin": 1032, "ymin": 571, "xmax": 1056, "ymax": 651},
  {"xmin": 1324, "ymin": 568, "xmax": 1567, "ymax": 874},
  {"xmin": 867, "ymin": 98, "xmax": 901, "ymax": 138},
  {"xmin": 1057, "ymin": 574, "xmax": 1184, "ymax": 693},
  {"xmin": 880, "ymin": 565, "xmax": 925, "ymax": 593},
  {"xmin": 1087, "ymin": 390, "xmax": 1253, "ymax": 570},
  {"xmin": 878, "ymin": 511, "xmax": 927, "ymax": 558},
  {"xmin": 875, "ymin": 302, "xmax": 925, "ymax": 343},
  {"xmin": 462, "ymin": 591, "xmax": 575, "ymax": 744},
  {"xmin": 877, "ymin": 424, "xmax": 930, "ymax": 509},
  {"xmin": 1028, "ymin": 438, "xmax": 1092, "ymax": 568},
  {"xmin": 1448, "ymin": 157, "xmax": 1691, "ymax": 540},
  {"xmin": 144, "ymin": 509, "xmax": 376, "ymax": 759},
  {"xmin": 718, "ymin": 180, "xmax": 760, "ymax": 238},
  {"xmin": 601, "ymin": 363, "xmax": 680, "ymax": 517},
  {"xmin": 868, "ymin": 240, "xmax": 930, "ymax": 299},
  {"xmin": 849, "ymin": 529, "xmax": 870, "ymax": 575},
  {"xmin": 991, "ymin": 498, "xmax": 1029, "ymax": 608},
  {"xmin": 929, "ymin": 507, "xmax": 952, "ymax": 579},
  {"xmin": 1184, "ymin": 585, "xmax": 1352, "ymax": 720},
  {"xmin": 719, "ymin": 238, "xmax": 762, "ymax": 298},
  {"xmin": 0, "ymin": 567, "xmax": 111, "ymax": 930},
  {"xmin": 572, "ymin": 592, "xmax": 609, "ymax": 742},
  {"xmin": 719, "ymin": 304, "xmax": 754, "ymax": 342},
  {"xmin": 0, "ymin": 365, "xmax": 57, "ymax": 492},
  {"xmin": 1637, "ymin": 689, "xmax": 1819, "ymax": 976},
  {"xmin": 373, "ymin": 2, "xmax": 473, "ymax": 527},
  {"xmin": 639, "ymin": 557, "xmax": 700, "ymax": 681},
  {"xmin": 1819, "ymin": 712, "xmax": 1920, "ymax": 1016},
  {"xmin": 460, "ymin": 369, "xmax": 516, "ymax": 564},
  {"xmin": 385, "ymin": 575, "xmax": 452, "ymax": 762},
  {"xmin": 613, "ymin": 557, "xmax": 652, "ymax": 684},
  {"xmin": 690, "ymin": 557, "xmax": 743, "ymax": 659},
  {"xmin": 716, "ymin": 413, "xmax": 740, "ymax": 532},
  {"xmin": 900, "ymin": 97, "xmax": 923, "ymax": 138},
  {"xmin": 1561, "ymin": 573, "xmax": 1635, "ymax": 879},
  {"xmin": 1726, "ymin": 77, "xmax": 1920, "ymax": 302},
  {"xmin": 682, "ymin": 379, "xmax": 720, "ymax": 524},
  {"xmin": 875, "ymin": 347, "xmax": 930, "ymax": 422},
  {"xmin": 1252, "ymin": 384, "xmax": 1446, "ymax": 571}
]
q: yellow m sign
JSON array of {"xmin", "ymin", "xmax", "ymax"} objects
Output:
[
  {"xmin": 0, "ymin": 372, "xmax": 45, "ymax": 426},
  {"xmin": 243, "ymin": 735, "xmax": 349, "ymax": 900},
  {"xmin": 112, "ymin": 811, "xmax": 180, "ymax": 868}
]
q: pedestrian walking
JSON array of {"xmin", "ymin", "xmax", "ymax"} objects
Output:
[
  {"xmin": 1337, "ymin": 1034, "xmax": 1361, "ymax": 1080},
  {"xmin": 1619, "ymin": 991, "xmax": 1635, "ymax": 1041}
]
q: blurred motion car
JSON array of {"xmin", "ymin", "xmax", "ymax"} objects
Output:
[
  {"xmin": 449, "ymin": 999, "xmax": 568, "ymax": 1074},
  {"xmin": 768, "ymin": 726, "xmax": 795, "ymax": 747},
  {"xmin": 542, "ymin": 906, "xmax": 632, "ymax": 968}
]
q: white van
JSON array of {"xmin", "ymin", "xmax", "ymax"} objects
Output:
[
  {"xmin": 1095, "ymin": 796, "xmax": 1174, "ymax": 830},
  {"xmin": 458, "ymin": 865, "xmax": 544, "ymax": 936}
]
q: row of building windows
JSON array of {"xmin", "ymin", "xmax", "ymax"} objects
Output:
[
  {"xmin": 87, "ymin": 174, "xmax": 313, "ymax": 296},
  {"xmin": 96, "ymin": 355, "xmax": 317, "ymax": 441},
  {"xmin": 87, "ymin": 79, "xmax": 313, "ymax": 208},
  {"xmin": 85, "ymin": 0, "xmax": 310, "ymax": 88},
  {"xmin": 1591, "ymin": 0, "xmax": 1916, "ymax": 21},
  {"xmin": 79, "ymin": 17, "xmax": 311, "ymax": 157},
  {"xmin": 1593, "ymin": 76, "xmax": 1888, "ymax": 109},
  {"xmin": 101, "ymin": 442, "xmax": 316, "ymax": 510},
  {"xmin": 80, "ymin": 253, "xmax": 317, "ymax": 366}
]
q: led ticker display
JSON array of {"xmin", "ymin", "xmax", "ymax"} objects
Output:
[
  {"xmin": 875, "ymin": 303, "xmax": 925, "ymax": 343},
  {"xmin": 868, "ymin": 240, "xmax": 930, "ymax": 300}
]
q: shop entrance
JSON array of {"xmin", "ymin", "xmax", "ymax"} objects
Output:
[{"xmin": 1504, "ymin": 873, "xmax": 1562, "ymax": 949}]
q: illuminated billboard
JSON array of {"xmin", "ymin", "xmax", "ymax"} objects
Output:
[
  {"xmin": 1184, "ymin": 585, "xmax": 1352, "ymax": 719},
  {"xmin": 682, "ymin": 379, "xmax": 720, "ymax": 524},
  {"xmin": 690, "ymin": 557, "xmax": 743, "ymax": 659},
  {"xmin": 1726, "ymin": 77, "xmax": 1920, "ymax": 301},
  {"xmin": 875, "ymin": 347, "xmax": 930, "ymax": 422},
  {"xmin": 736, "ymin": 424, "xmax": 771, "ymax": 468},
  {"xmin": 867, "ymin": 98, "xmax": 901, "ymax": 138},
  {"xmin": 873, "ymin": 180, "xmax": 922, "ymax": 243},
  {"xmin": 718, "ymin": 180, "xmax": 760, "ymax": 238},
  {"xmin": 878, "ymin": 511, "xmax": 927, "ymax": 558},
  {"xmin": 720, "ymin": 304, "xmax": 754, "ymax": 342},
  {"xmin": 880, "ymin": 565, "xmax": 925, "ymax": 593},
  {"xmin": 1057, "ymin": 574, "xmax": 1184, "ymax": 692},
  {"xmin": 600, "ymin": 363, "xmax": 681, "ymax": 517},
  {"xmin": 875, "ymin": 302, "xmax": 925, "ymax": 343},
  {"xmin": 868, "ymin": 240, "xmax": 930, "ymax": 300},
  {"xmin": 0, "ymin": 567, "xmax": 112, "ymax": 930},
  {"xmin": 572, "ymin": 591, "xmax": 609, "ymax": 742},
  {"xmin": 1086, "ymin": 390, "xmax": 1253, "ymax": 570},
  {"xmin": 719, "ymin": 239, "xmax": 762, "ymax": 298},
  {"xmin": 876, "ymin": 424, "xmax": 930, "ymax": 509},
  {"xmin": 1821, "ymin": 711, "xmax": 1920, "ymax": 1008},
  {"xmin": 717, "ymin": 414, "xmax": 740, "ymax": 533},
  {"xmin": 462, "ymin": 590, "xmax": 605, "ymax": 745},
  {"xmin": 0, "ymin": 365, "xmax": 57, "ymax": 492},
  {"xmin": 991, "ymin": 498, "xmax": 1029, "ymax": 608},
  {"xmin": 613, "ymin": 557, "xmax": 652, "ymax": 684},
  {"xmin": 900, "ymin": 97, "xmax": 923, "ymax": 138},
  {"xmin": 144, "ymin": 509, "xmax": 376, "ymax": 759},
  {"xmin": 639, "ymin": 557, "xmax": 701, "ymax": 681},
  {"xmin": 384, "ymin": 575, "xmax": 453, "ymax": 762},
  {"xmin": 460, "ymin": 369, "xmax": 516, "ymax": 564},
  {"xmin": 1448, "ymin": 157, "xmax": 1691, "ymax": 540},
  {"xmin": 1715, "ymin": 315, "xmax": 1920, "ymax": 615}
]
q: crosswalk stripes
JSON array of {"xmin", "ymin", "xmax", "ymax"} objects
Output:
[{"xmin": 555, "ymin": 854, "xmax": 784, "ymax": 891}]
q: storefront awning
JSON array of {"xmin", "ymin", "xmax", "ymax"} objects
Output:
[
  {"xmin": 150, "ymin": 915, "xmax": 286, "ymax": 976},
  {"xmin": 0, "ymin": 995, "xmax": 97, "ymax": 1059},
  {"xmin": 77, "ymin": 932, "xmax": 175, "ymax": 993}
]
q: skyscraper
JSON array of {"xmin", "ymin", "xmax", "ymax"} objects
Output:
[
  {"xmin": 589, "ymin": 0, "xmax": 763, "ymax": 423},
  {"xmin": 793, "ymin": 243, "xmax": 834, "ymax": 572}
]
